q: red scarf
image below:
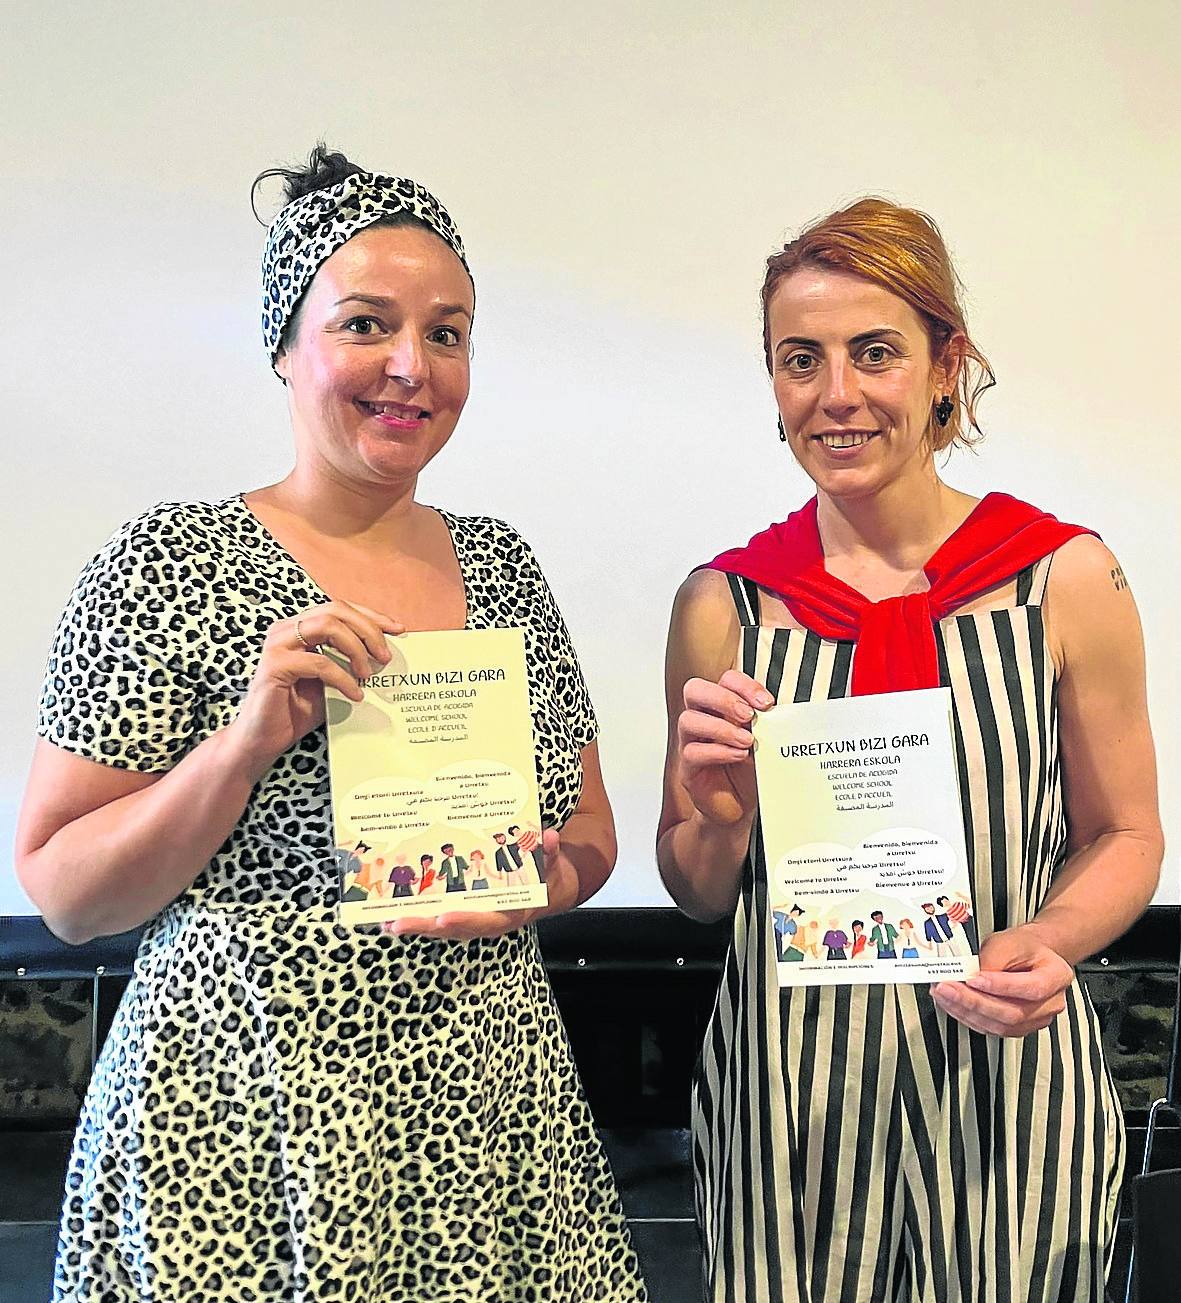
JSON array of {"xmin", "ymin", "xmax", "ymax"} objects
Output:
[{"xmin": 706, "ymin": 493, "xmax": 1094, "ymax": 695}]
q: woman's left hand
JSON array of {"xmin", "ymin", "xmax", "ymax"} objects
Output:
[
  {"xmin": 383, "ymin": 829, "xmax": 578, "ymax": 943},
  {"xmin": 929, "ymin": 925, "xmax": 1074, "ymax": 1037}
]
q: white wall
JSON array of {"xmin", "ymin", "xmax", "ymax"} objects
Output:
[{"xmin": 2, "ymin": 0, "xmax": 1177, "ymax": 913}]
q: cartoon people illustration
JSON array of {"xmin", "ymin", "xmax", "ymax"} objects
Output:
[
  {"xmin": 371, "ymin": 856, "xmax": 390, "ymax": 894},
  {"xmin": 417, "ymin": 854, "xmax": 437, "ymax": 895},
  {"xmin": 932, "ymin": 899, "xmax": 955, "ymax": 946},
  {"xmin": 336, "ymin": 847, "xmax": 369, "ymax": 903},
  {"xmin": 803, "ymin": 920, "xmax": 822, "ymax": 960},
  {"xmin": 348, "ymin": 856, "xmax": 390, "ymax": 899},
  {"xmin": 772, "ymin": 903, "xmax": 806, "ymax": 962},
  {"xmin": 497, "ymin": 831, "xmax": 529, "ymax": 887},
  {"xmin": 439, "ymin": 843, "xmax": 469, "ymax": 893},
  {"xmin": 508, "ymin": 824, "xmax": 546, "ymax": 883},
  {"xmin": 937, "ymin": 892, "xmax": 978, "ymax": 952},
  {"xmin": 849, "ymin": 919, "xmax": 868, "ymax": 959},
  {"xmin": 921, "ymin": 902, "xmax": 950, "ymax": 956},
  {"xmin": 493, "ymin": 832, "xmax": 516, "ymax": 881},
  {"xmin": 469, "ymin": 849, "xmax": 490, "ymax": 892},
  {"xmin": 869, "ymin": 910, "xmax": 898, "ymax": 959},
  {"xmin": 897, "ymin": 918, "xmax": 923, "ymax": 958},
  {"xmin": 341, "ymin": 876, "xmax": 369, "ymax": 902},
  {"xmin": 822, "ymin": 917, "xmax": 849, "ymax": 961},
  {"xmin": 387, "ymin": 857, "xmax": 417, "ymax": 898},
  {"xmin": 525, "ymin": 826, "xmax": 547, "ymax": 882}
]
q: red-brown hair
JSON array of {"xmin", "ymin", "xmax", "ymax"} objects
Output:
[{"xmin": 761, "ymin": 198, "xmax": 995, "ymax": 452}]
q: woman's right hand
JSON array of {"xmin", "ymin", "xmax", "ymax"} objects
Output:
[
  {"xmin": 677, "ymin": 669, "xmax": 775, "ymax": 827},
  {"xmin": 227, "ymin": 601, "xmax": 403, "ymax": 780}
]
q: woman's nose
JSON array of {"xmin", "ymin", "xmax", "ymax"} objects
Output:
[
  {"xmin": 384, "ymin": 330, "xmax": 427, "ymax": 387},
  {"xmin": 821, "ymin": 360, "xmax": 861, "ymax": 420}
]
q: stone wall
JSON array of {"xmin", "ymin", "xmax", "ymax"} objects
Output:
[
  {"xmin": 1, "ymin": 965, "xmax": 1175, "ymax": 1124},
  {"xmin": 1087, "ymin": 968, "xmax": 1175, "ymax": 1110},
  {"xmin": 1, "ymin": 979, "xmax": 91, "ymax": 1123}
]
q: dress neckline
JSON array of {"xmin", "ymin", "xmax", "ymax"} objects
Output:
[
  {"xmin": 229, "ymin": 494, "xmax": 472, "ymax": 630},
  {"xmin": 813, "ymin": 492, "xmax": 992, "ymax": 600}
]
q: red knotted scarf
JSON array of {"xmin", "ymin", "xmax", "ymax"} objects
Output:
[{"xmin": 706, "ymin": 494, "xmax": 1094, "ymax": 695}]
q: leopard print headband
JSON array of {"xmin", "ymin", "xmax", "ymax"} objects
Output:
[{"xmin": 261, "ymin": 171, "xmax": 470, "ymax": 368}]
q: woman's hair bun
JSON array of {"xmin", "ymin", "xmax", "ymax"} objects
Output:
[{"xmin": 252, "ymin": 142, "xmax": 366, "ymax": 223}]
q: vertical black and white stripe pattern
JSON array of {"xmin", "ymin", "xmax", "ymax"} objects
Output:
[{"xmin": 693, "ymin": 560, "xmax": 1124, "ymax": 1302}]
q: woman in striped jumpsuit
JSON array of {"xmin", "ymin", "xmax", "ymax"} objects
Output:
[{"xmin": 658, "ymin": 199, "xmax": 1162, "ymax": 1302}]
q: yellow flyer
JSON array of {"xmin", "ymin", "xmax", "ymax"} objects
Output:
[
  {"xmin": 325, "ymin": 628, "xmax": 548, "ymax": 923},
  {"xmin": 752, "ymin": 670, "xmax": 979, "ymax": 987}
]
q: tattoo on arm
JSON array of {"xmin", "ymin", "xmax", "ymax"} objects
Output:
[{"xmin": 1111, "ymin": 566, "xmax": 1129, "ymax": 593}]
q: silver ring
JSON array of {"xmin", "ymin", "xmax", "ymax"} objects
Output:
[{"xmin": 295, "ymin": 618, "xmax": 317, "ymax": 652}]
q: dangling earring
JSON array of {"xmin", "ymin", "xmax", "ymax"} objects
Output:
[
  {"xmin": 777, "ymin": 416, "xmax": 788, "ymax": 442},
  {"xmin": 935, "ymin": 395, "xmax": 953, "ymax": 427}
]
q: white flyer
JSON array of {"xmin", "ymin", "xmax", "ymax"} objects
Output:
[{"xmin": 753, "ymin": 682, "xmax": 979, "ymax": 986}]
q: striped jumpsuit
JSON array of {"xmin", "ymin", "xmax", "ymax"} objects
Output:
[{"xmin": 692, "ymin": 559, "xmax": 1124, "ymax": 1302}]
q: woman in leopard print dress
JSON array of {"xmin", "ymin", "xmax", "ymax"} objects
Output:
[{"xmin": 16, "ymin": 145, "xmax": 648, "ymax": 1302}]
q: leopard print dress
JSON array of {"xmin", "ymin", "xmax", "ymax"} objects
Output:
[{"xmin": 38, "ymin": 496, "xmax": 648, "ymax": 1303}]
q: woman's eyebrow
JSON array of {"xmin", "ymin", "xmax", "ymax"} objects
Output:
[
  {"xmin": 775, "ymin": 327, "xmax": 908, "ymax": 352},
  {"xmin": 333, "ymin": 293, "xmax": 472, "ymax": 320},
  {"xmin": 333, "ymin": 294, "xmax": 391, "ymax": 308},
  {"xmin": 848, "ymin": 327, "xmax": 906, "ymax": 346}
]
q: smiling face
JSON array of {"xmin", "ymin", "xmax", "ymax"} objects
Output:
[
  {"xmin": 767, "ymin": 267, "xmax": 958, "ymax": 502},
  {"xmin": 274, "ymin": 223, "xmax": 474, "ymax": 491}
]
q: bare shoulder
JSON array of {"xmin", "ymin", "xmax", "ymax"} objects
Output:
[
  {"xmin": 670, "ymin": 568, "xmax": 739, "ymax": 644},
  {"xmin": 673, "ymin": 567, "xmax": 738, "ymax": 621},
  {"xmin": 1046, "ymin": 533, "xmax": 1127, "ymax": 593},
  {"xmin": 666, "ymin": 569, "xmax": 741, "ymax": 687},
  {"xmin": 1044, "ymin": 534, "xmax": 1143, "ymax": 675}
]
